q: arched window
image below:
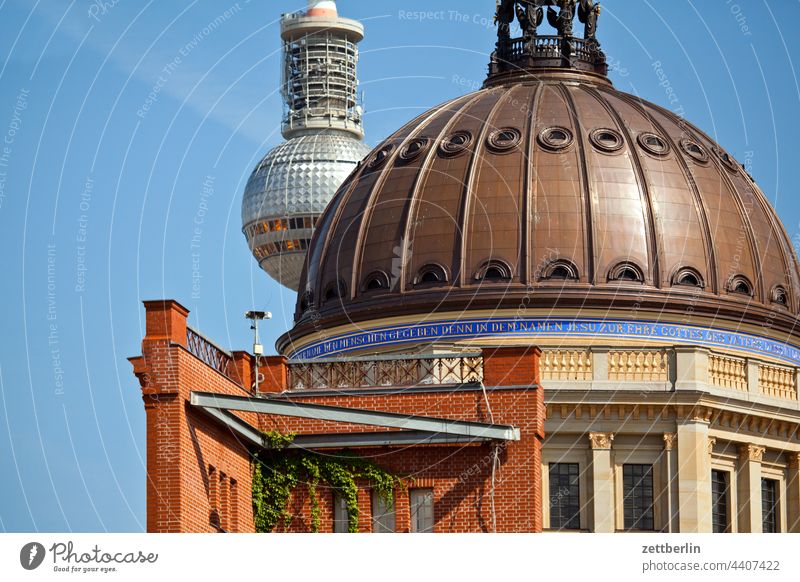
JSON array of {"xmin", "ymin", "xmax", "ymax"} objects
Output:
[
  {"xmin": 474, "ymin": 259, "xmax": 513, "ymax": 282},
  {"xmin": 671, "ymin": 267, "xmax": 704, "ymax": 289},
  {"xmin": 727, "ymin": 275, "xmax": 753, "ymax": 297},
  {"xmin": 414, "ymin": 264, "xmax": 448, "ymax": 286},
  {"xmin": 608, "ymin": 262, "xmax": 645, "ymax": 284},
  {"xmin": 362, "ymin": 271, "xmax": 390, "ymax": 292},
  {"xmin": 541, "ymin": 260, "xmax": 579, "ymax": 281},
  {"xmin": 771, "ymin": 285, "xmax": 789, "ymax": 306}
]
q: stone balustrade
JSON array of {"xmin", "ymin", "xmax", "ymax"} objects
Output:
[
  {"xmin": 759, "ymin": 362, "xmax": 798, "ymax": 401},
  {"xmin": 708, "ymin": 353, "xmax": 748, "ymax": 392},
  {"xmin": 540, "ymin": 346, "xmax": 799, "ymax": 403},
  {"xmin": 541, "ymin": 349, "xmax": 592, "ymax": 381},
  {"xmin": 607, "ymin": 349, "xmax": 668, "ymax": 382}
]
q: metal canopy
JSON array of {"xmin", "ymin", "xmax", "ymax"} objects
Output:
[
  {"xmin": 197, "ymin": 405, "xmax": 499, "ymax": 449},
  {"xmin": 287, "ymin": 431, "xmax": 497, "ymax": 449},
  {"xmin": 190, "ymin": 391, "xmax": 520, "ymax": 448}
]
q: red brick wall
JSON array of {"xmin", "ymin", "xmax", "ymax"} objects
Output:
[
  {"xmin": 131, "ymin": 301, "xmax": 256, "ymax": 533},
  {"xmin": 261, "ymin": 386, "xmax": 542, "ymax": 533},
  {"xmin": 131, "ymin": 300, "xmax": 544, "ymax": 533}
]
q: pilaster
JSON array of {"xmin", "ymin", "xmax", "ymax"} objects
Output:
[
  {"xmin": 676, "ymin": 417, "xmax": 712, "ymax": 532},
  {"xmin": 787, "ymin": 452, "xmax": 800, "ymax": 533},
  {"xmin": 588, "ymin": 432, "xmax": 614, "ymax": 533},
  {"xmin": 737, "ymin": 444, "xmax": 765, "ymax": 533},
  {"xmin": 662, "ymin": 433, "xmax": 678, "ymax": 533}
]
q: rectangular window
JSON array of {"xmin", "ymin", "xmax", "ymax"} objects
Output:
[
  {"xmin": 409, "ymin": 489, "xmax": 434, "ymax": 533},
  {"xmin": 230, "ymin": 478, "xmax": 239, "ymax": 533},
  {"xmin": 333, "ymin": 494, "xmax": 349, "ymax": 533},
  {"xmin": 371, "ymin": 491, "xmax": 395, "ymax": 533},
  {"xmin": 762, "ymin": 478, "xmax": 779, "ymax": 533},
  {"xmin": 219, "ymin": 472, "xmax": 229, "ymax": 532},
  {"xmin": 711, "ymin": 470, "xmax": 730, "ymax": 533},
  {"xmin": 548, "ymin": 463, "xmax": 580, "ymax": 530},
  {"xmin": 208, "ymin": 465, "xmax": 220, "ymax": 530},
  {"xmin": 623, "ymin": 464, "xmax": 655, "ymax": 531}
]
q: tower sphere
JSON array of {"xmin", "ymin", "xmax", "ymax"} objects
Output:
[{"xmin": 242, "ymin": 1, "xmax": 370, "ymax": 290}]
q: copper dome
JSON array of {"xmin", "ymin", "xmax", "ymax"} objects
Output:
[{"xmin": 281, "ymin": 39, "xmax": 800, "ymax": 352}]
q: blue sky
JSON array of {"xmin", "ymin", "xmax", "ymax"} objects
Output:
[{"xmin": 1, "ymin": 0, "xmax": 799, "ymax": 532}]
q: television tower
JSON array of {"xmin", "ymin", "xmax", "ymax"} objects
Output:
[{"xmin": 242, "ymin": 1, "xmax": 370, "ymax": 291}]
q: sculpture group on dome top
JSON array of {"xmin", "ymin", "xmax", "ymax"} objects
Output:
[{"xmin": 495, "ymin": 0, "xmax": 601, "ymax": 41}]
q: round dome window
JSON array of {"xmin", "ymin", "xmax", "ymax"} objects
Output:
[
  {"xmin": 538, "ymin": 126, "xmax": 574, "ymax": 151},
  {"xmin": 399, "ymin": 137, "xmax": 430, "ymax": 162},
  {"xmin": 589, "ymin": 128, "xmax": 625, "ymax": 153},
  {"xmin": 487, "ymin": 127, "xmax": 522, "ymax": 153},
  {"xmin": 438, "ymin": 131, "xmax": 473, "ymax": 157},
  {"xmin": 637, "ymin": 132, "xmax": 670, "ymax": 156},
  {"xmin": 368, "ymin": 143, "xmax": 395, "ymax": 169},
  {"xmin": 680, "ymin": 139, "xmax": 709, "ymax": 164},
  {"xmin": 714, "ymin": 147, "xmax": 741, "ymax": 173}
]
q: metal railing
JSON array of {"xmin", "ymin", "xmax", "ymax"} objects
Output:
[
  {"xmin": 287, "ymin": 353, "xmax": 483, "ymax": 391},
  {"xmin": 496, "ymin": 35, "xmax": 605, "ymax": 68},
  {"xmin": 186, "ymin": 326, "xmax": 234, "ymax": 379}
]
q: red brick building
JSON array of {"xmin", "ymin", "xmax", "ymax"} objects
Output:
[{"xmin": 130, "ymin": 300, "xmax": 545, "ymax": 533}]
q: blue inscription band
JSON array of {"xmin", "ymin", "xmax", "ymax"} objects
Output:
[{"xmin": 289, "ymin": 317, "xmax": 800, "ymax": 366}]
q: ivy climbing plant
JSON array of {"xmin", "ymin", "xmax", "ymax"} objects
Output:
[{"xmin": 252, "ymin": 432, "xmax": 403, "ymax": 533}]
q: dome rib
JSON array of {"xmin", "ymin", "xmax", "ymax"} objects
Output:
[
  {"xmin": 559, "ymin": 83, "xmax": 596, "ymax": 285},
  {"xmin": 352, "ymin": 95, "xmax": 478, "ymax": 298},
  {"xmin": 707, "ymin": 141, "xmax": 766, "ymax": 304},
  {"xmin": 311, "ymin": 110, "xmax": 434, "ymax": 300},
  {"xmin": 732, "ymin": 165, "xmax": 797, "ymax": 307},
  {"xmin": 521, "ymin": 82, "xmax": 544, "ymax": 285},
  {"xmin": 302, "ymin": 158, "xmax": 362, "ymax": 298},
  {"xmin": 613, "ymin": 93, "xmax": 776, "ymax": 304},
  {"xmin": 608, "ymin": 88, "xmax": 719, "ymax": 294},
  {"xmin": 743, "ymin": 176, "xmax": 800, "ymax": 308},
  {"xmin": 399, "ymin": 92, "xmax": 489, "ymax": 292},
  {"xmin": 457, "ymin": 86, "xmax": 517, "ymax": 287},
  {"xmin": 586, "ymin": 85, "xmax": 661, "ymax": 287},
  {"xmin": 633, "ymin": 94, "xmax": 800, "ymax": 305}
]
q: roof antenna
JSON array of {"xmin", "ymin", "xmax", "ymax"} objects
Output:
[{"xmin": 245, "ymin": 311, "xmax": 272, "ymax": 393}]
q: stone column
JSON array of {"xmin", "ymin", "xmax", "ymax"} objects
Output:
[
  {"xmin": 787, "ymin": 452, "xmax": 800, "ymax": 533},
  {"xmin": 676, "ymin": 417, "xmax": 712, "ymax": 532},
  {"xmin": 662, "ymin": 433, "xmax": 678, "ymax": 533},
  {"xmin": 588, "ymin": 432, "xmax": 615, "ymax": 533},
  {"xmin": 737, "ymin": 444, "xmax": 765, "ymax": 533}
]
